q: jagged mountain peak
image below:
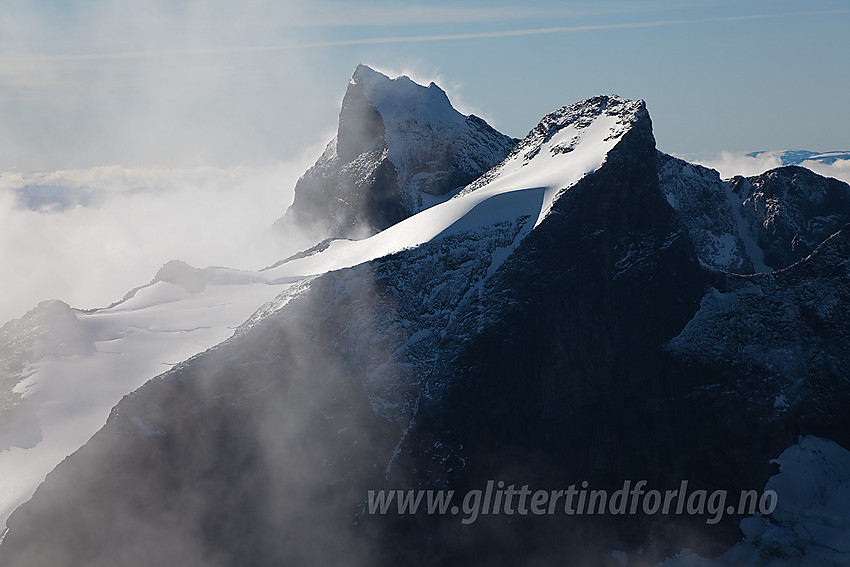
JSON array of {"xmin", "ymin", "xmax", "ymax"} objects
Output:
[
  {"xmin": 349, "ymin": 64, "xmax": 464, "ymax": 127},
  {"xmin": 457, "ymin": 95, "xmax": 650, "ymax": 211},
  {"xmin": 277, "ymin": 65, "xmax": 516, "ymax": 241},
  {"xmin": 525, "ymin": 95, "xmax": 650, "ymax": 159},
  {"xmin": 534, "ymin": 94, "xmax": 647, "ymax": 136}
]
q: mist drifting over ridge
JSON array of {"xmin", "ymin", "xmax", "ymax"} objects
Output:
[
  {"xmin": 2, "ymin": 0, "xmax": 850, "ymax": 563},
  {"xmin": 0, "ymin": 163, "xmax": 307, "ymax": 324}
]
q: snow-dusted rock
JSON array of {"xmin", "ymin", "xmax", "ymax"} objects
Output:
[
  {"xmin": 657, "ymin": 153, "xmax": 757, "ymax": 273},
  {"xmin": 658, "ymin": 156, "xmax": 850, "ymax": 274},
  {"xmin": 730, "ymin": 166, "xmax": 850, "ymax": 270},
  {"xmin": 660, "ymin": 436, "xmax": 850, "ymax": 567},
  {"xmin": 276, "ymin": 65, "xmax": 516, "ymax": 241}
]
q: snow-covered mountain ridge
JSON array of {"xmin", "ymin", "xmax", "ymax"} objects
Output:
[
  {"xmin": 0, "ymin": 88, "xmax": 674, "ymax": 563},
  {"xmin": 1, "ymin": 67, "xmax": 849, "ymax": 566},
  {"xmin": 0, "ymin": 85, "xmax": 647, "ymax": 540},
  {"xmin": 456, "ymin": 95, "xmax": 648, "ymax": 223}
]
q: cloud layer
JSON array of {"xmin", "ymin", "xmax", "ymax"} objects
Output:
[
  {"xmin": 680, "ymin": 152, "xmax": 850, "ymax": 185},
  {"xmin": 0, "ymin": 159, "xmax": 316, "ymax": 324}
]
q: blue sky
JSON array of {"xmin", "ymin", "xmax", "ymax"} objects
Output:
[{"xmin": 1, "ymin": 0, "xmax": 848, "ymax": 170}]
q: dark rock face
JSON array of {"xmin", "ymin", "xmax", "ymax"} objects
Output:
[
  {"xmin": 730, "ymin": 166, "xmax": 850, "ymax": 270},
  {"xmin": 337, "ymin": 78, "xmax": 387, "ymax": 162},
  {"xmin": 667, "ymin": 225, "xmax": 850, "ymax": 433},
  {"xmin": 279, "ymin": 72, "xmax": 408, "ymax": 240},
  {"xmin": 387, "ymin": 107, "xmax": 717, "ymax": 564},
  {"xmin": 280, "ymin": 140, "xmax": 406, "ymax": 241},
  {"xmin": 276, "ymin": 65, "xmax": 517, "ymax": 241}
]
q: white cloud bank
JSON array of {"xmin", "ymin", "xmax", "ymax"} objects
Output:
[
  {"xmin": 0, "ymin": 159, "xmax": 315, "ymax": 325},
  {"xmin": 679, "ymin": 151, "xmax": 850, "ymax": 185},
  {"xmin": 800, "ymin": 158, "xmax": 850, "ymax": 185}
]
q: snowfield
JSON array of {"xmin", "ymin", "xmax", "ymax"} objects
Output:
[
  {"xmin": 660, "ymin": 436, "xmax": 850, "ymax": 566},
  {"xmin": 0, "ymin": 281, "xmax": 287, "ymax": 531}
]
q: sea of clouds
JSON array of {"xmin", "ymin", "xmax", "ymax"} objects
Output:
[
  {"xmin": 681, "ymin": 151, "xmax": 850, "ymax": 184},
  {"xmin": 0, "ymin": 160, "xmax": 317, "ymax": 325}
]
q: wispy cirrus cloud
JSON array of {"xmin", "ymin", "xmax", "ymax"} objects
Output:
[
  {"xmin": 0, "ymin": 20, "xmax": 687, "ymax": 63},
  {"xmin": 2, "ymin": 6, "xmax": 848, "ymax": 64}
]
